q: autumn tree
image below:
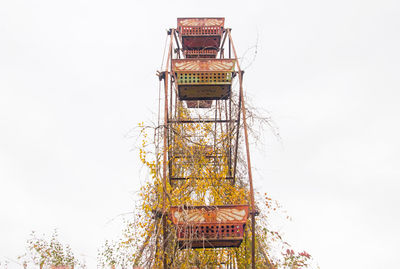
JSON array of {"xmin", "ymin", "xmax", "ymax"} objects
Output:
[
  {"xmin": 98, "ymin": 102, "xmax": 315, "ymax": 268},
  {"xmin": 24, "ymin": 230, "xmax": 82, "ymax": 269}
]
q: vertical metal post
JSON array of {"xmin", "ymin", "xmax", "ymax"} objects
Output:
[
  {"xmin": 229, "ymin": 37, "xmax": 231, "ymax": 59},
  {"xmin": 162, "ymin": 29, "xmax": 174, "ymax": 269},
  {"xmin": 227, "ymin": 99, "xmax": 232, "ymax": 179},
  {"xmin": 228, "ymin": 29, "xmax": 257, "ymax": 269},
  {"xmin": 232, "ymin": 83, "xmax": 242, "ymax": 183}
]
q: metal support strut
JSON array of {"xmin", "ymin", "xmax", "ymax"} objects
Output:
[
  {"xmin": 228, "ymin": 29, "xmax": 257, "ymax": 269},
  {"xmin": 162, "ymin": 29, "xmax": 174, "ymax": 269}
]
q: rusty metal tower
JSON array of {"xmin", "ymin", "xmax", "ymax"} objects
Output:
[{"xmin": 158, "ymin": 18, "xmax": 257, "ymax": 268}]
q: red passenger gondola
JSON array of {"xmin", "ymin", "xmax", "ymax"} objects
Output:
[{"xmin": 170, "ymin": 205, "xmax": 249, "ymax": 248}]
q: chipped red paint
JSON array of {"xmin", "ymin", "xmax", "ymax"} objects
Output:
[
  {"xmin": 172, "ymin": 59, "xmax": 235, "ymax": 72},
  {"xmin": 184, "ymin": 49, "xmax": 218, "ymax": 58},
  {"xmin": 170, "ymin": 205, "xmax": 249, "ymax": 224},
  {"xmin": 177, "ymin": 18, "xmax": 225, "ymax": 50},
  {"xmin": 178, "ymin": 18, "xmax": 225, "ymax": 28}
]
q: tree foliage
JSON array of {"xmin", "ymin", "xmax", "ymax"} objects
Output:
[
  {"xmin": 98, "ymin": 102, "xmax": 316, "ymax": 268},
  {"xmin": 24, "ymin": 230, "xmax": 81, "ymax": 269}
]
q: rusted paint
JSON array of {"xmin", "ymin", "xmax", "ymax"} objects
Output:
[
  {"xmin": 172, "ymin": 59, "xmax": 235, "ymax": 100},
  {"xmin": 162, "ymin": 29, "xmax": 174, "ymax": 269},
  {"xmin": 186, "ymin": 100, "xmax": 213, "ymax": 108},
  {"xmin": 177, "ymin": 18, "xmax": 225, "ymax": 50},
  {"xmin": 178, "ymin": 85, "xmax": 230, "ymax": 100},
  {"xmin": 178, "ymin": 18, "xmax": 225, "ymax": 28},
  {"xmin": 228, "ymin": 28, "xmax": 257, "ymax": 269},
  {"xmin": 181, "ymin": 36, "xmax": 222, "ymax": 50},
  {"xmin": 170, "ymin": 205, "xmax": 249, "ymax": 225},
  {"xmin": 184, "ymin": 49, "xmax": 218, "ymax": 59},
  {"xmin": 177, "ymin": 223, "xmax": 245, "ymax": 248},
  {"xmin": 170, "ymin": 205, "xmax": 249, "ymax": 249},
  {"xmin": 172, "ymin": 59, "xmax": 235, "ymax": 72}
]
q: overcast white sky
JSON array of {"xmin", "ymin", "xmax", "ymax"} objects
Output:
[{"xmin": 1, "ymin": 0, "xmax": 399, "ymax": 268}]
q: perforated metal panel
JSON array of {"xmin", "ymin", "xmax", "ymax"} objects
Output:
[
  {"xmin": 180, "ymin": 26, "xmax": 222, "ymax": 36},
  {"xmin": 177, "ymin": 72, "xmax": 232, "ymax": 84},
  {"xmin": 177, "ymin": 223, "xmax": 245, "ymax": 248},
  {"xmin": 178, "ymin": 223, "xmax": 243, "ymax": 239},
  {"xmin": 184, "ymin": 49, "xmax": 218, "ymax": 58}
]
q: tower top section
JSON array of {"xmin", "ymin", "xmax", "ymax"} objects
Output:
[
  {"xmin": 177, "ymin": 17, "xmax": 225, "ymax": 28},
  {"xmin": 177, "ymin": 17, "xmax": 225, "ymax": 56}
]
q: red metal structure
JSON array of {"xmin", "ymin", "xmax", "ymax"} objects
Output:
[
  {"xmin": 158, "ymin": 18, "xmax": 258, "ymax": 268},
  {"xmin": 172, "ymin": 58, "xmax": 235, "ymax": 100},
  {"xmin": 170, "ymin": 205, "xmax": 249, "ymax": 248},
  {"xmin": 177, "ymin": 18, "xmax": 224, "ymax": 57}
]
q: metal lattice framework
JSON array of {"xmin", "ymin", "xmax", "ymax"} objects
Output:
[{"xmin": 157, "ymin": 18, "xmax": 259, "ymax": 269}]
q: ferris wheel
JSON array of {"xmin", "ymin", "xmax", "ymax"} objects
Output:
[{"xmin": 156, "ymin": 18, "xmax": 264, "ymax": 269}]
